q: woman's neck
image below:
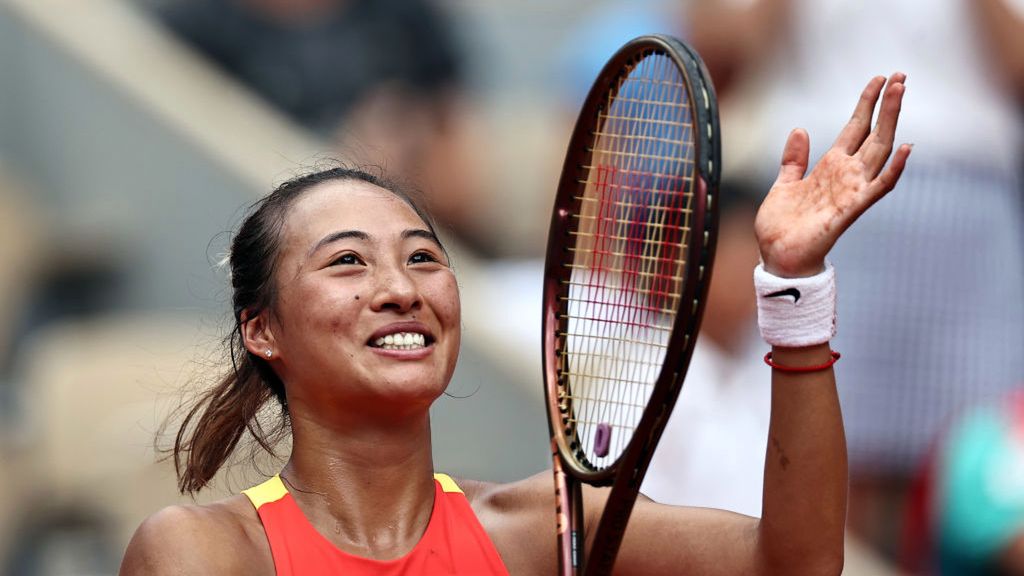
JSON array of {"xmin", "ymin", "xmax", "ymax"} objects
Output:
[{"xmin": 281, "ymin": 411, "xmax": 437, "ymax": 560}]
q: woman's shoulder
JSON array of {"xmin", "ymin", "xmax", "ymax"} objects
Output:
[
  {"xmin": 120, "ymin": 494, "xmax": 273, "ymax": 575},
  {"xmin": 451, "ymin": 471, "xmax": 558, "ymax": 574},
  {"xmin": 451, "ymin": 470, "xmax": 553, "ymax": 513}
]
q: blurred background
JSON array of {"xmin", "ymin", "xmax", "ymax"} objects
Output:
[{"xmin": 0, "ymin": 0, "xmax": 1020, "ymax": 574}]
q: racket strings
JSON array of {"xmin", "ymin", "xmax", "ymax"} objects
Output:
[
  {"xmin": 561, "ymin": 350, "xmax": 670, "ymax": 370},
  {"xmin": 577, "ymin": 166, "xmax": 695, "ymax": 182},
  {"xmin": 559, "ymin": 293, "xmax": 681, "ymax": 316},
  {"xmin": 560, "ymin": 313, "xmax": 675, "ymax": 332},
  {"xmin": 568, "ymin": 58, "xmax": 654, "ymax": 461},
  {"xmin": 558, "ymin": 50, "xmax": 697, "ymax": 469},
  {"xmin": 563, "ymin": 263, "xmax": 684, "ymax": 282},
  {"xmin": 589, "ymin": 131, "xmax": 693, "ymax": 147},
  {"xmin": 598, "ymin": 51, "xmax": 667, "ymax": 438},
  {"xmin": 558, "ymin": 330, "xmax": 669, "ymax": 349},
  {"xmin": 574, "ymin": 184, "xmax": 693, "ymax": 202},
  {"xmin": 569, "ymin": 57, "xmax": 658, "ymax": 458},
  {"xmin": 584, "ymin": 145, "xmax": 694, "ymax": 161},
  {"xmin": 568, "ymin": 231, "xmax": 690, "ymax": 252}
]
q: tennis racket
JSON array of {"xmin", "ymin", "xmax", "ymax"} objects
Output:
[{"xmin": 542, "ymin": 34, "xmax": 720, "ymax": 576}]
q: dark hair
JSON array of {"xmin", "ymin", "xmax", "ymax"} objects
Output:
[{"xmin": 172, "ymin": 166, "xmax": 439, "ymax": 494}]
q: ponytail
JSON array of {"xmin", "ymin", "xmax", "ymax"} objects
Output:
[{"xmin": 172, "ymin": 333, "xmax": 287, "ymax": 494}]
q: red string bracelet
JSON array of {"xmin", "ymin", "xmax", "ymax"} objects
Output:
[{"xmin": 763, "ymin": 350, "xmax": 841, "ymax": 373}]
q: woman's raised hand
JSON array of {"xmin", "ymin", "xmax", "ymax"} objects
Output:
[{"xmin": 754, "ymin": 72, "xmax": 911, "ymax": 278}]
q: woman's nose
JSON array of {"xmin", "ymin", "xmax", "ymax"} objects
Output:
[{"xmin": 370, "ymin": 265, "xmax": 421, "ymax": 313}]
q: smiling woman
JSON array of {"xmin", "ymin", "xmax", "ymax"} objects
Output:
[
  {"xmin": 241, "ymin": 177, "xmax": 460, "ymax": 415},
  {"xmin": 170, "ymin": 167, "xmax": 448, "ymax": 496},
  {"xmin": 120, "ymin": 71, "xmax": 910, "ymax": 576}
]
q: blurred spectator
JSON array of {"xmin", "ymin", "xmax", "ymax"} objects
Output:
[
  {"xmin": 158, "ymin": 0, "xmax": 462, "ymax": 136},
  {"xmin": 640, "ymin": 181, "xmax": 768, "ymax": 517},
  {"xmin": 903, "ymin": 390, "xmax": 1024, "ymax": 575},
  {"xmin": 0, "ymin": 164, "xmax": 45, "ymax": 394},
  {"xmin": 686, "ymin": 0, "xmax": 1024, "ymax": 559},
  {"xmin": 555, "ymin": 0, "xmax": 682, "ymax": 110},
  {"xmin": 4, "ymin": 508, "xmax": 116, "ymax": 576},
  {"xmin": 155, "ymin": 0, "xmax": 493, "ymax": 253}
]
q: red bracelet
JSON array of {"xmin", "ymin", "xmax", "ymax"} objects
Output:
[{"xmin": 763, "ymin": 350, "xmax": 841, "ymax": 373}]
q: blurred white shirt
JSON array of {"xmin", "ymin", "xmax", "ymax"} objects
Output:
[{"xmin": 640, "ymin": 332, "xmax": 769, "ymax": 517}]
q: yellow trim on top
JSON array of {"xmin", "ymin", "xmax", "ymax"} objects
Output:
[
  {"xmin": 433, "ymin": 473, "xmax": 463, "ymax": 494},
  {"xmin": 243, "ymin": 473, "xmax": 461, "ymax": 505},
  {"xmin": 242, "ymin": 475, "xmax": 288, "ymax": 509}
]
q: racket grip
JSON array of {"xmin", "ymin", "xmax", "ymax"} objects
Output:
[{"xmin": 553, "ymin": 441, "xmax": 584, "ymax": 575}]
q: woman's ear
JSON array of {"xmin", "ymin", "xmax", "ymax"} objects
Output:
[{"xmin": 240, "ymin": 308, "xmax": 277, "ymax": 358}]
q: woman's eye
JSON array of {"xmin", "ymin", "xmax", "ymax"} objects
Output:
[
  {"xmin": 409, "ymin": 251, "xmax": 439, "ymax": 265},
  {"xmin": 330, "ymin": 253, "xmax": 363, "ymax": 266}
]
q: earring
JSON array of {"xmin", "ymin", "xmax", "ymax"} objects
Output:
[{"xmin": 265, "ymin": 349, "xmax": 273, "ymax": 358}]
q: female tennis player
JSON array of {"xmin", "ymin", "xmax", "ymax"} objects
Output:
[{"xmin": 120, "ymin": 72, "xmax": 909, "ymax": 575}]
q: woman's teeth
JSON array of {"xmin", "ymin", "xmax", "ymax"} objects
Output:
[{"xmin": 373, "ymin": 332, "xmax": 427, "ymax": 350}]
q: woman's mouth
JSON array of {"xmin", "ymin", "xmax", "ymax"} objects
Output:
[{"xmin": 370, "ymin": 332, "xmax": 428, "ymax": 350}]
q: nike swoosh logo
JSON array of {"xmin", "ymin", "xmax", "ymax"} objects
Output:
[{"xmin": 764, "ymin": 287, "xmax": 801, "ymax": 303}]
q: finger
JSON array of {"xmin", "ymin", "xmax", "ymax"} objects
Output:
[
  {"xmin": 857, "ymin": 74, "xmax": 907, "ymax": 174},
  {"xmin": 833, "ymin": 75, "xmax": 886, "ymax": 154},
  {"xmin": 840, "ymin": 144, "xmax": 911, "ymax": 231},
  {"xmin": 865, "ymin": 143, "xmax": 912, "ymax": 205},
  {"xmin": 775, "ymin": 128, "xmax": 810, "ymax": 184},
  {"xmin": 873, "ymin": 72, "xmax": 906, "ymax": 144}
]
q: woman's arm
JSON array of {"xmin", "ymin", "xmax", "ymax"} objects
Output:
[
  {"xmin": 478, "ymin": 73, "xmax": 910, "ymax": 576},
  {"xmin": 752, "ymin": 71, "xmax": 908, "ymax": 574},
  {"xmin": 621, "ymin": 72, "xmax": 908, "ymax": 576}
]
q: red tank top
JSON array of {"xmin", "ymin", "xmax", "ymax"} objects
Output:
[{"xmin": 242, "ymin": 474, "xmax": 509, "ymax": 575}]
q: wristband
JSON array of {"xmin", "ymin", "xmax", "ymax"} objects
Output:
[{"xmin": 754, "ymin": 261, "xmax": 836, "ymax": 347}]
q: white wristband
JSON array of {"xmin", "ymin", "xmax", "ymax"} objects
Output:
[{"xmin": 754, "ymin": 261, "xmax": 836, "ymax": 347}]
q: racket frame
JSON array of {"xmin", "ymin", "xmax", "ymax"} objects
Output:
[{"xmin": 542, "ymin": 34, "xmax": 721, "ymax": 576}]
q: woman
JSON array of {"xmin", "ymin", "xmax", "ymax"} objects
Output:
[{"xmin": 120, "ymin": 73, "xmax": 909, "ymax": 575}]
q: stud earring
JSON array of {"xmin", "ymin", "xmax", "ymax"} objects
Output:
[{"xmin": 265, "ymin": 349, "xmax": 273, "ymax": 358}]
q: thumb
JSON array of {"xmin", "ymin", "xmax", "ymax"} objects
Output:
[{"xmin": 776, "ymin": 128, "xmax": 810, "ymax": 185}]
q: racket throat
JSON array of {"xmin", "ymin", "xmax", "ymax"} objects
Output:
[
  {"xmin": 571, "ymin": 529, "xmax": 583, "ymax": 569},
  {"xmin": 568, "ymin": 483, "xmax": 586, "ymax": 575}
]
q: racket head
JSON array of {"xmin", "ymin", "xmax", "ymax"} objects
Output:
[{"xmin": 543, "ymin": 34, "xmax": 720, "ymax": 485}]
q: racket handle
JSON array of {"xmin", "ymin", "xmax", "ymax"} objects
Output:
[{"xmin": 553, "ymin": 443, "xmax": 585, "ymax": 575}]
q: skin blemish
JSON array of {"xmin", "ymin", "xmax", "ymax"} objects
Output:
[
  {"xmin": 771, "ymin": 436, "xmax": 791, "ymax": 471},
  {"xmin": 354, "ymin": 295, "xmax": 360, "ymax": 300}
]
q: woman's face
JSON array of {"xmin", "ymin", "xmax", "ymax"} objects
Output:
[{"xmin": 254, "ymin": 180, "xmax": 461, "ymax": 419}]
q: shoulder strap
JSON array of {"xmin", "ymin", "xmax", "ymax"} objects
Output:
[
  {"xmin": 433, "ymin": 472, "xmax": 464, "ymax": 494},
  {"xmin": 242, "ymin": 475, "xmax": 288, "ymax": 509}
]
